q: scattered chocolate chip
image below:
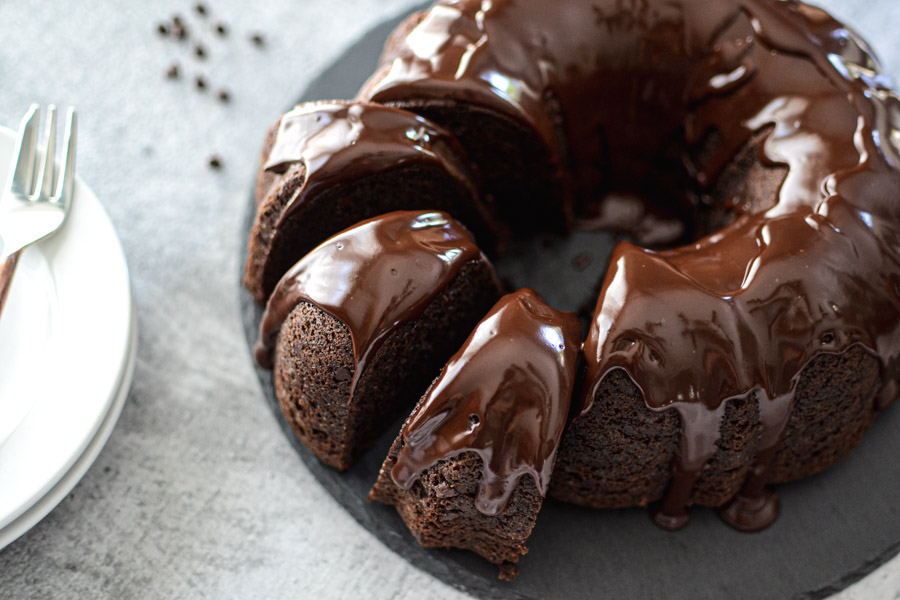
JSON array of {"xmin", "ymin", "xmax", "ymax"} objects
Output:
[
  {"xmin": 214, "ymin": 22, "xmax": 228, "ymax": 36},
  {"xmin": 165, "ymin": 63, "xmax": 180, "ymax": 79},
  {"xmin": 572, "ymin": 252, "xmax": 592, "ymax": 271},
  {"xmin": 217, "ymin": 88, "xmax": 230, "ymax": 103},
  {"xmin": 194, "ymin": 3, "xmax": 208, "ymax": 16},
  {"xmin": 193, "ymin": 43, "xmax": 206, "ymax": 58},
  {"xmin": 208, "ymin": 154, "xmax": 222, "ymax": 169},
  {"xmin": 195, "ymin": 75, "xmax": 207, "ymax": 90},
  {"xmin": 172, "ymin": 15, "xmax": 188, "ymax": 39},
  {"xmin": 157, "ymin": 22, "xmax": 170, "ymax": 36},
  {"xmin": 250, "ymin": 32, "xmax": 265, "ymax": 47}
]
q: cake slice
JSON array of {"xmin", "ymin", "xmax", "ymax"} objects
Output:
[
  {"xmin": 254, "ymin": 210, "xmax": 501, "ymax": 470},
  {"xmin": 244, "ymin": 100, "xmax": 498, "ymax": 304},
  {"xmin": 369, "ymin": 288, "xmax": 581, "ymax": 579}
]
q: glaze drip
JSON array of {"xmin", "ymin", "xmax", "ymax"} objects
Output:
[
  {"xmin": 255, "ymin": 210, "xmax": 483, "ymax": 397},
  {"xmin": 391, "ymin": 288, "xmax": 581, "ymax": 516}
]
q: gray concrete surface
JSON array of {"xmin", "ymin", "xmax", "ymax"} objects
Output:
[{"xmin": 0, "ymin": 1, "xmax": 897, "ymax": 598}]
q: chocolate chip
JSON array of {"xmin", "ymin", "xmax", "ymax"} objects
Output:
[
  {"xmin": 195, "ymin": 75, "xmax": 207, "ymax": 90},
  {"xmin": 571, "ymin": 252, "xmax": 592, "ymax": 271},
  {"xmin": 217, "ymin": 88, "xmax": 230, "ymax": 103},
  {"xmin": 194, "ymin": 3, "xmax": 208, "ymax": 16},
  {"xmin": 172, "ymin": 15, "xmax": 188, "ymax": 39},
  {"xmin": 193, "ymin": 43, "xmax": 206, "ymax": 59},
  {"xmin": 214, "ymin": 22, "xmax": 228, "ymax": 36},
  {"xmin": 250, "ymin": 33, "xmax": 265, "ymax": 47},
  {"xmin": 208, "ymin": 154, "xmax": 222, "ymax": 169},
  {"xmin": 165, "ymin": 63, "xmax": 180, "ymax": 79},
  {"xmin": 157, "ymin": 22, "xmax": 170, "ymax": 36}
]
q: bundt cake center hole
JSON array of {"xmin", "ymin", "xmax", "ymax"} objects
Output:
[
  {"xmin": 492, "ymin": 185, "xmax": 706, "ymax": 325},
  {"xmin": 491, "ymin": 123, "xmax": 785, "ymax": 325},
  {"xmin": 493, "ymin": 227, "xmax": 618, "ymax": 325}
]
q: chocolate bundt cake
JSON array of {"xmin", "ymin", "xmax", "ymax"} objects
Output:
[
  {"xmin": 244, "ymin": 101, "xmax": 497, "ymax": 304},
  {"xmin": 356, "ymin": 0, "xmax": 900, "ymax": 531},
  {"xmin": 247, "ymin": 0, "xmax": 900, "ymax": 579},
  {"xmin": 370, "ymin": 288, "xmax": 581, "ymax": 580},
  {"xmin": 254, "ymin": 210, "xmax": 501, "ymax": 469}
]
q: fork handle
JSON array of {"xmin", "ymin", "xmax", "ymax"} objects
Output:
[{"xmin": 0, "ymin": 250, "xmax": 22, "ymax": 321}]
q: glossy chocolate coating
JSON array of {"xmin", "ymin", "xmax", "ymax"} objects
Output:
[
  {"xmin": 263, "ymin": 101, "xmax": 473, "ymax": 230},
  {"xmin": 363, "ymin": 0, "xmax": 900, "ymax": 528},
  {"xmin": 391, "ymin": 288, "xmax": 582, "ymax": 515},
  {"xmin": 254, "ymin": 210, "xmax": 483, "ymax": 397}
]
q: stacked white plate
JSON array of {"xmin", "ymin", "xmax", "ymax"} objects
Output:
[{"xmin": 0, "ymin": 125, "xmax": 136, "ymax": 549}]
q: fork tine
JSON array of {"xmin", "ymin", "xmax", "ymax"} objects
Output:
[
  {"xmin": 10, "ymin": 104, "xmax": 39, "ymax": 196},
  {"xmin": 55, "ymin": 108, "xmax": 76, "ymax": 207},
  {"xmin": 35, "ymin": 105, "xmax": 57, "ymax": 200}
]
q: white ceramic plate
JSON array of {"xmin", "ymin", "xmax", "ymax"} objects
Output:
[
  {"xmin": 0, "ymin": 124, "xmax": 135, "ymax": 546},
  {"xmin": 0, "ymin": 308, "xmax": 136, "ymax": 549}
]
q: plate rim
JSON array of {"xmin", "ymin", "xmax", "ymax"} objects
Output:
[
  {"xmin": 0, "ymin": 123, "xmax": 136, "ymax": 540},
  {"xmin": 0, "ymin": 301, "xmax": 137, "ymax": 548}
]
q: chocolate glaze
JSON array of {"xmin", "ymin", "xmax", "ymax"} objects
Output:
[
  {"xmin": 263, "ymin": 101, "xmax": 474, "ymax": 233},
  {"xmin": 391, "ymin": 288, "xmax": 581, "ymax": 516},
  {"xmin": 363, "ymin": 0, "xmax": 900, "ymax": 528},
  {"xmin": 254, "ymin": 210, "xmax": 484, "ymax": 398}
]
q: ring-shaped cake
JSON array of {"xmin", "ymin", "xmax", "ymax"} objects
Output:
[{"xmin": 246, "ymin": 0, "xmax": 900, "ymax": 578}]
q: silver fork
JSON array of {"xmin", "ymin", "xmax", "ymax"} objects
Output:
[{"xmin": 0, "ymin": 104, "xmax": 77, "ymax": 319}]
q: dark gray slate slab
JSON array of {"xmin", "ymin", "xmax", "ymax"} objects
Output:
[{"xmin": 240, "ymin": 6, "xmax": 900, "ymax": 599}]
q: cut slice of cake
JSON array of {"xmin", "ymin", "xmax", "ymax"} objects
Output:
[
  {"xmin": 254, "ymin": 210, "xmax": 501, "ymax": 470},
  {"xmin": 244, "ymin": 100, "xmax": 499, "ymax": 304},
  {"xmin": 369, "ymin": 288, "xmax": 581, "ymax": 579}
]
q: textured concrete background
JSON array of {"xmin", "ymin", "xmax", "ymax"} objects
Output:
[{"xmin": 0, "ymin": 1, "xmax": 897, "ymax": 598}]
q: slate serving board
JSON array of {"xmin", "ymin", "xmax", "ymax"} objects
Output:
[{"xmin": 240, "ymin": 6, "xmax": 900, "ymax": 598}]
